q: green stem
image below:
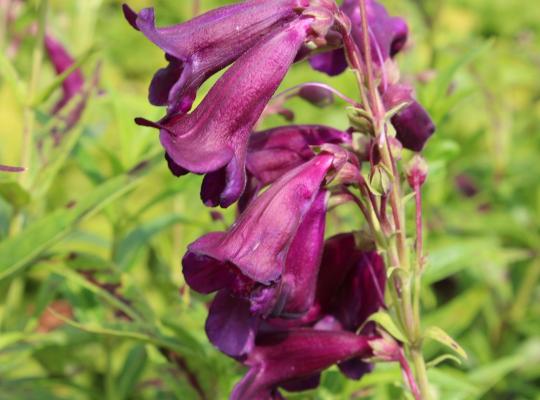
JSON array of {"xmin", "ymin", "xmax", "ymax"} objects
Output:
[
  {"xmin": 0, "ymin": 0, "xmax": 12, "ymax": 50},
  {"xmin": 20, "ymin": 0, "xmax": 48, "ymax": 185},
  {"xmin": 412, "ymin": 346, "xmax": 431, "ymax": 400}
]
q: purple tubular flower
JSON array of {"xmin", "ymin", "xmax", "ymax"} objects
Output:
[
  {"xmin": 184, "ymin": 154, "xmax": 334, "ymax": 355},
  {"xmin": 342, "ymin": 0, "xmax": 408, "ymax": 61},
  {"xmin": 309, "ymin": 0, "xmax": 408, "ymax": 75},
  {"xmin": 122, "ymin": 0, "xmax": 307, "ymax": 115},
  {"xmin": 44, "ymin": 35, "xmax": 85, "ymax": 115},
  {"xmin": 313, "ymin": 234, "xmax": 386, "ymax": 331},
  {"xmin": 383, "ymin": 84, "xmax": 436, "ymax": 152},
  {"xmin": 205, "ymin": 190, "xmax": 328, "ymax": 356},
  {"xmin": 137, "ymin": 18, "xmax": 314, "ymax": 208},
  {"xmin": 231, "ymin": 329, "xmax": 374, "ymax": 400},
  {"xmin": 183, "ymin": 153, "xmax": 333, "ymax": 293},
  {"xmin": 391, "ymin": 101, "xmax": 435, "ymax": 152},
  {"xmin": 314, "ymin": 233, "xmax": 386, "ymax": 380}
]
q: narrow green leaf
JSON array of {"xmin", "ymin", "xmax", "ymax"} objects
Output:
[
  {"xmin": 32, "ymin": 47, "xmax": 98, "ymax": 107},
  {"xmin": 31, "ymin": 125, "xmax": 85, "ymax": 198},
  {"xmin": 114, "ymin": 214, "xmax": 199, "ymax": 271},
  {"xmin": 426, "ymin": 354, "xmax": 462, "ymax": 368},
  {"xmin": 424, "ymin": 326, "xmax": 468, "ymax": 360},
  {"xmin": 52, "ymin": 314, "xmax": 198, "ymax": 356},
  {"xmin": 0, "ymin": 180, "xmax": 30, "ymax": 210},
  {"xmin": 116, "ymin": 344, "xmax": 147, "ymax": 400},
  {"xmin": 0, "ymin": 50, "xmax": 25, "ymax": 103},
  {"xmin": 0, "ymin": 157, "xmax": 159, "ymax": 281},
  {"xmin": 43, "ymin": 264, "xmax": 143, "ymax": 323},
  {"xmin": 367, "ymin": 311, "xmax": 408, "ymax": 343}
]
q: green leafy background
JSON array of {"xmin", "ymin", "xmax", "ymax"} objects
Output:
[{"xmin": 0, "ymin": 0, "xmax": 539, "ymax": 399}]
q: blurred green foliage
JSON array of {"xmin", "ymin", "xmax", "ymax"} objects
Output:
[{"xmin": 0, "ymin": 0, "xmax": 539, "ymax": 399}]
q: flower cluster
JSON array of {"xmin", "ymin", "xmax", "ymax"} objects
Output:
[{"xmin": 125, "ymin": 0, "xmax": 435, "ymax": 398}]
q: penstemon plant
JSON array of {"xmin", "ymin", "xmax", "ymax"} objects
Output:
[{"xmin": 124, "ymin": 0, "xmax": 456, "ymax": 398}]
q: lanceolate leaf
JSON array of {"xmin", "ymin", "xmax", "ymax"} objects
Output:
[
  {"xmin": 424, "ymin": 326, "xmax": 468, "ymax": 360},
  {"xmin": 367, "ymin": 311, "xmax": 409, "ymax": 343},
  {"xmin": 0, "ymin": 157, "xmax": 159, "ymax": 281}
]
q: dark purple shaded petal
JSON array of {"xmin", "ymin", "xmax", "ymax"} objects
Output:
[
  {"xmin": 382, "ymin": 84, "xmax": 435, "ymax": 152},
  {"xmin": 309, "ymin": 0, "xmax": 408, "ymax": 77},
  {"xmin": 392, "ymin": 101, "xmax": 436, "ymax": 152},
  {"xmin": 183, "ymin": 153, "xmax": 335, "ymax": 290},
  {"xmin": 338, "ymin": 357, "xmax": 374, "ymax": 380},
  {"xmin": 308, "ymin": 48, "xmax": 347, "ymax": 76},
  {"xmin": 123, "ymin": 0, "xmax": 306, "ymax": 114},
  {"xmin": 231, "ymin": 329, "xmax": 373, "ymax": 400},
  {"xmin": 44, "ymin": 34, "xmax": 84, "ymax": 114},
  {"xmin": 280, "ymin": 373, "xmax": 321, "ymax": 392},
  {"xmin": 237, "ymin": 173, "xmax": 262, "ymax": 213},
  {"xmin": 182, "ymin": 232, "xmax": 242, "ymax": 294},
  {"xmin": 247, "ymin": 125, "xmax": 351, "ymax": 187},
  {"xmin": 143, "ymin": 18, "xmax": 313, "ymax": 207},
  {"xmin": 311, "ymin": 233, "xmax": 386, "ymax": 331},
  {"xmin": 164, "ymin": 153, "xmax": 189, "ymax": 177},
  {"xmin": 278, "ymin": 190, "xmax": 328, "ymax": 317},
  {"xmin": 205, "ymin": 290, "xmax": 259, "ymax": 356},
  {"xmin": 315, "ymin": 233, "xmax": 360, "ymax": 312},
  {"xmin": 342, "ymin": 0, "xmax": 409, "ymax": 64},
  {"xmin": 333, "ymin": 251, "xmax": 386, "ymax": 331}
]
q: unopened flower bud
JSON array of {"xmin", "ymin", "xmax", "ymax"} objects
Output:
[
  {"xmin": 348, "ymin": 107, "xmax": 375, "ymax": 135},
  {"xmin": 369, "ymin": 165, "xmax": 392, "ymax": 196},
  {"xmin": 406, "ymin": 154, "xmax": 428, "ymax": 188},
  {"xmin": 387, "ymin": 136, "xmax": 403, "ymax": 161},
  {"xmin": 298, "ymin": 85, "xmax": 334, "ymax": 107}
]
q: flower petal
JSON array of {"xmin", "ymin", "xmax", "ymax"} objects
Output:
[
  {"xmin": 123, "ymin": 0, "xmax": 306, "ymax": 114},
  {"xmin": 205, "ymin": 290, "xmax": 259, "ymax": 356},
  {"xmin": 183, "ymin": 153, "xmax": 335, "ymax": 290},
  {"xmin": 392, "ymin": 100, "xmax": 436, "ymax": 152},
  {"xmin": 277, "ymin": 190, "xmax": 328, "ymax": 317},
  {"xmin": 231, "ymin": 329, "xmax": 373, "ymax": 400},
  {"xmin": 44, "ymin": 34, "xmax": 84, "ymax": 114},
  {"xmin": 143, "ymin": 18, "xmax": 313, "ymax": 207}
]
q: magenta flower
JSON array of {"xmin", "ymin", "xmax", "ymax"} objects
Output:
[
  {"xmin": 265, "ymin": 233, "xmax": 386, "ymax": 381},
  {"xmin": 382, "ymin": 84, "xmax": 436, "ymax": 152},
  {"xmin": 231, "ymin": 329, "xmax": 374, "ymax": 400},
  {"xmin": 123, "ymin": 0, "xmax": 307, "ymax": 115},
  {"xmin": 136, "ymin": 18, "xmax": 315, "ymax": 207},
  {"xmin": 307, "ymin": 0, "xmax": 435, "ymax": 152},
  {"xmin": 44, "ymin": 34, "xmax": 85, "ymax": 115},
  {"xmin": 309, "ymin": 0, "xmax": 408, "ymax": 76},
  {"xmin": 184, "ymin": 154, "xmax": 336, "ymax": 355},
  {"xmin": 239, "ymin": 125, "xmax": 351, "ymax": 209}
]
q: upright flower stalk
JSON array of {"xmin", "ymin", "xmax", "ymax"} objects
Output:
[
  {"xmin": 126, "ymin": 0, "xmax": 437, "ymax": 398},
  {"xmin": 334, "ymin": 0, "xmax": 433, "ymax": 397}
]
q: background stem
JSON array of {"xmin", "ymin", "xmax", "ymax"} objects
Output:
[{"xmin": 20, "ymin": 0, "xmax": 48, "ymax": 185}]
